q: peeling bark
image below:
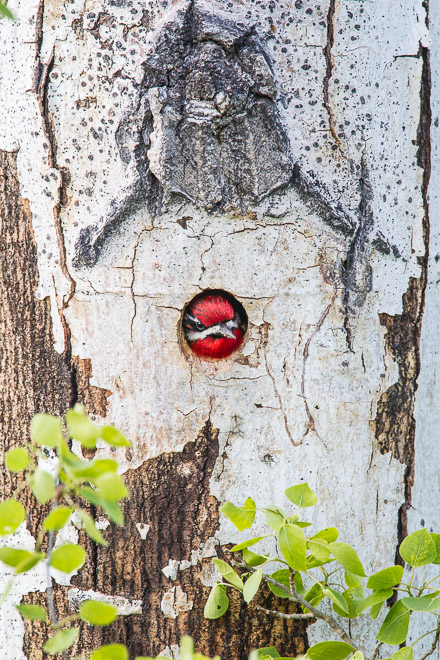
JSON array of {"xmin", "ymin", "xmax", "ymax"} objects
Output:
[{"xmin": 372, "ymin": 38, "xmax": 431, "ymax": 562}]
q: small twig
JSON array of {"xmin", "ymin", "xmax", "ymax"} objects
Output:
[
  {"xmin": 233, "ymin": 560, "xmax": 363, "ymax": 654},
  {"xmin": 255, "ymin": 604, "xmax": 314, "ymax": 620},
  {"xmin": 369, "ymin": 640, "xmax": 383, "ymax": 660},
  {"xmin": 46, "ymin": 523, "xmax": 69, "ymax": 660},
  {"xmin": 419, "ymin": 627, "xmax": 440, "ymax": 660},
  {"xmin": 46, "ymin": 530, "xmax": 58, "ymax": 625}
]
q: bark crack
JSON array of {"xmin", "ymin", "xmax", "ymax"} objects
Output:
[
  {"xmin": 129, "ymin": 226, "xmax": 152, "ymax": 342},
  {"xmin": 33, "ymin": 0, "xmax": 76, "ymax": 334},
  {"xmin": 300, "ymin": 296, "xmax": 336, "ymax": 446},
  {"xmin": 323, "ymin": 0, "xmax": 343, "ymax": 154}
]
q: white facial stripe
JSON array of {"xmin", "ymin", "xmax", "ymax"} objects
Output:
[{"xmin": 186, "ymin": 324, "xmax": 223, "ymax": 342}]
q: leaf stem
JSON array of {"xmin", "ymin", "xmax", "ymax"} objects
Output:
[{"xmin": 418, "ymin": 625, "xmax": 440, "ymax": 660}]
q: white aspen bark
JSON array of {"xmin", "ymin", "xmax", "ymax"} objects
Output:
[{"xmin": 0, "ymin": 0, "xmax": 437, "ymax": 657}]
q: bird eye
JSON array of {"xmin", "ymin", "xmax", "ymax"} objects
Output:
[{"xmin": 195, "ymin": 320, "xmax": 204, "ymax": 331}]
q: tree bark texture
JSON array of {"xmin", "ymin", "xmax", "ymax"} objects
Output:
[{"xmin": 0, "ymin": 0, "xmax": 438, "ymax": 658}]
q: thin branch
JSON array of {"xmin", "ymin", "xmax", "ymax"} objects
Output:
[
  {"xmin": 46, "ymin": 531, "xmax": 58, "ymax": 625},
  {"xmin": 233, "ymin": 560, "xmax": 364, "ymax": 654},
  {"xmin": 255, "ymin": 604, "xmax": 314, "ymax": 620},
  {"xmin": 419, "ymin": 628, "xmax": 440, "ymax": 660},
  {"xmin": 369, "ymin": 640, "xmax": 383, "ymax": 660},
  {"xmin": 46, "ymin": 524, "xmax": 69, "ymax": 660}
]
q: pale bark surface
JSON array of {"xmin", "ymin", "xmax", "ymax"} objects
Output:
[{"xmin": 0, "ymin": 0, "xmax": 437, "ymax": 658}]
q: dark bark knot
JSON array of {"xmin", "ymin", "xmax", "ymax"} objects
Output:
[{"xmin": 118, "ymin": 2, "xmax": 291, "ymax": 212}]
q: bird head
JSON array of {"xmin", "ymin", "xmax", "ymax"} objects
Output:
[{"xmin": 183, "ymin": 293, "xmax": 246, "ymax": 359}]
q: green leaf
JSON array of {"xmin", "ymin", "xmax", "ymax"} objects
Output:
[
  {"xmin": 250, "ymin": 649, "xmax": 280, "ymax": 660},
  {"xmin": 370, "ymin": 600, "xmax": 385, "ymax": 620},
  {"xmin": 0, "ymin": 548, "xmax": 33, "ymax": 567},
  {"xmin": 71, "ymin": 459, "xmax": 118, "ymax": 481},
  {"xmin": 212, "ymin": 559, "xmax": 243, "ymax": 590},
  {"xmin": 329, "ymin": 542, "xmax": 366, "ymax": 577},
  {"xmin": 90, "ymin": 645, "xmax": 129, "ymax": 660},
  {"xmin": 100, "ymin": 426, "xmax": 131, "ymax": 447},
  {"xmin": 285, "ymin": 483, "xmax": 317, "ymax": 508},
  {"xmin": 80, "ymin": 487, "xmax": 125, "ymax": 526},
  {"xmin": 30, "ymin": 413, "xmax": 63, "ymax": 448},
  {"xmin": 345, "ymin": 571, "xmax": 363, "ymax": 588},
  {"xmin": 50, "ymin": 544, "xmax": 87, "ymax": 573},
  {"xmin": 66, "ymin": 405, "xmax": 99, "ymax": 448},
  {"xmin": 242, "ymin": 548, "xmax": 267, "ymax": 567},
  {"xmin": 95, "ymin": 473, "xmax": 129, "ymax": 501},
  {"xmin": 307, "ymin": 641, "xmax": 354, "ymax": 660},
  {"xmin": 16, "ymin": 604, "xmax": 47, "ymax": 621},
  {"xmin": 333, "ymin": 585, "xmax": 365, "ymax": 619},
  {"xmin": 243, "ymin": 568, "xmax": 262, "ymax": 603},
  {"xmin": 43, "ymin": 507, "xmax": 73, "ymax": 531},
  {"xmin": 377, "ymin": 600, "xmax": 410, "ymax": 645},
  {"xmin": 306, "ymin": 556, "xmax": 336, "ymax": 570},
  {"xmin": 430, "ymin": 533, "xmax": 440, "ymax": 564},
  {"xmin": 5, "ymin": 448, "xmax": 29, "ymax": 472},
  {"xmin": 308, "ymin": 538, "xmax": 329, "ymax": 562},
  {"xmin": 101, "ymin": 499, "xmax": 124, "ymax": 526},
  {"xmin": 204, "ymin": 584, "xmax": 229, "ymax": 619},
  {"xmin": 0, "ymin": 499, "xmax": 26, "ymax": 536},
  {"xmin": 391, "ymin": 649, "xmax": 413, "ymax": 660},
  {"xmin": 78, "ymin": 509, "xmax": 108, "ymax": 546},
  {"xmin": 268, "ymin": 569, "xmax": 291, "ymax": 598},
  {"xmin": 265, "ymin": 507, "xmax": 285, "ymax": 532},
  {"xmin": 79, "ymin": 600, "xmax": 118, "ymax": 625},
  {"xmin": 279, "ymin": 524, "xmax": 306, "ymax": 572},
  {"xmin": 43, "ymin": 627, "xmax": 79, "ymax": 654},
  {"xmin": 15, "ymin": 552, "xmax": 44, "ymax": 574},
  {"xmin": 0, "ymin": 3, "xmax": 14, "ymax": 19},
  {"xmin": 401, "ymin": 595, "xmax": 440, "ymax": 612},
  {"xmin": 367, "ymin": 566, "xmax": 403, "ymax": 591},
  {"xmin": 30, "ymin": 469, "xmax": 55, "ymax": 504},
  {"xmin": 294, "ymin": 571, "xmax": 305, "ymax": 594},
  {"xmin": 356, "ymin": 589, "xmax": 393, "ymax": 615},
  {"xmin": 220, "ymin": 499, "xmax": 256, "ymax": 531},
  {"xmin": 302, "ymin": 583, "xmax": 324, "ymax": 612},
  {"xmin": 400, "ymin": 528, "xmax": 436, "ymax": 567},
  {"xmin": 231, "ymin": 536, "xmax": 267, "ymax": 552},
  {"xmin": 323, "ymin": 587, "xmax": 349, "ymax": 615},
  {"xmin": 311, "ymin": 527, "xmax": 339, "ymax": 543}
]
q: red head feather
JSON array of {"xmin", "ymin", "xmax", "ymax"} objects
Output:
[{"xmin": 188, "ymin": 295, "xmax": 235, "ymax": 327}]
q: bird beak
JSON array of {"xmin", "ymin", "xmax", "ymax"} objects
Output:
[{"xmin": 219, "ymin": 324, "xmax": 237, "ymax": 340}]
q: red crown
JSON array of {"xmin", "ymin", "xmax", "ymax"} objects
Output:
[{"xmin": 189, "ymin": 295, "xmax": 235, "ymax": 327}]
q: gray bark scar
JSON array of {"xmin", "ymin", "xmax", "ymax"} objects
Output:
[{"xmin": 73, "ymin": 1, "xmax": 362, "ymax": 269}]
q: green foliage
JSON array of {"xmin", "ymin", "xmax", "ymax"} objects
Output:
[
  {"xmin": 43, "ymin": 627, "xmax": 79, "ymax": 654},
  {"xmin": 91, "ymin": 646, "xmax": 129, "ymax": 660},
  {"xmin": 307, "ymin": 641, "xmax": 354, "ymax": 660},
  {"xmin": 0, "ymin": 498, "xmax": 25, "ymax": 536},
  {"xmin": 0, "ymin": 2, "xmax": 14, "ymax": 19},
  {"xmin": 80, "ymin": 600, "xmax": 118, "ymax": 625},
  {"xmin": 3, "ymin": 410, "xmax": 440, "ymax": 660},
  {"xmin": 0, "ymin": 408, "xmax": 131, "ymax": 657},
  {"xmin": 220, "ymin": 498, "xmax": 256, "ymax": 531},
  {"xmin": 5, "ymin": 447, "xmax": 29, "ymax": 472},
  {"xmin": 204, "ymin": 483, "xmax": 440, "ymax": 660},
  {"xmin": 16, "ymin": 604, "xmax": 47, "ymax": 621}
]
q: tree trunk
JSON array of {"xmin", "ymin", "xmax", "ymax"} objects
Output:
[{"xmin": 0, "ymin": 0, "xmax": 437, "ymax": 658}]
